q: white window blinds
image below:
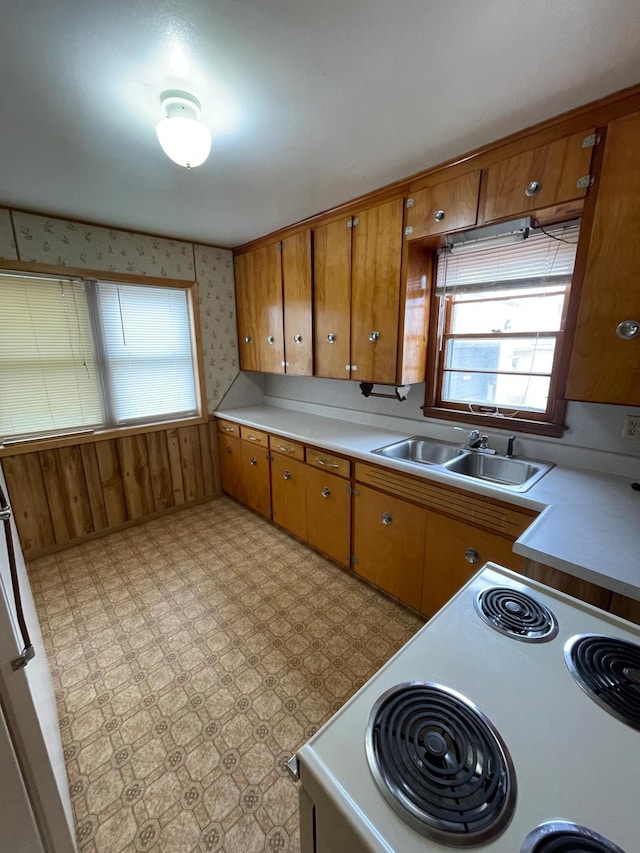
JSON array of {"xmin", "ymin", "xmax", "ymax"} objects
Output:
[
  {"xmin": 435, "ymin": 222, "xmax": 580, "ymax": 295},
  {"xmin": 0, "ymin": 273, "xmax": 102, "ymax": 439},
  {"xmin": 96, "ymin": 282, "xmax": 197, "ymax": 425}
]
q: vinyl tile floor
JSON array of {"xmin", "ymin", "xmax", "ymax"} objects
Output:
[{"xmin": 28, "ymin": 497, "xmax": 423, "ymax": 853}]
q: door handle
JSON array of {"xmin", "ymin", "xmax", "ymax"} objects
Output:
[
  {"xmin": 314, "ymin": 457, "xmax": 339, "ymax": 468},
  {"xmin": 0, "ymin": 485, "xmax": 35, "ymax": 670}
]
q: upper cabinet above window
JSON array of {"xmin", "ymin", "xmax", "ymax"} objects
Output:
[
  {"xmin": 405, "ymin": 171, "xmax": 481, "ymax": 241},
  {"xmin": 483, "ymin": 129, "xmax": 597, "ymax": 223}
]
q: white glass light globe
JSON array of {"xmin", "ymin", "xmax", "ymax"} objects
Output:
[{"xmin": 156, "ymin": 116, "xmax": 212, "ymax": 168}]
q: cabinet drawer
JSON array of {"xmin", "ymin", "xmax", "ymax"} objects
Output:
[
  {"xmin": 239, "ymin": 426, "xmax": 269, "ymax": 447},
  {"xmin": 355, "ymin": 462, "xmax": 536, "ymax": 538},
  {"xmin": 406, "ymin": 171, "xmax": 480, "ymax": 240},
  {"xmin": 217, "ymin": 419, "xmax": 240, "ymax": 438},
  {"xmin": 306, "ymin": 448, "xmax": 351, "ymax": 479},
  {"xmin": 269, "ymin": 435, "xmax": 305, "ymax": 461}
]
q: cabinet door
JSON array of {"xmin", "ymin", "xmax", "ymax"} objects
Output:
[
  {"xmin": 234, "ymin": 243, "xmax": 284, "ymax": 373},
  {"xmin": 566, "ymin": 112, "xmax": 640, "ymax": 405},
  {"xmin": 234, "ymin": 252, "xmax": 260, "ymax": 372},
  {"xmin": 422, "ymin": 512, "xmax": 521, "ymax": 618},
  {"xmin": 406, "ymin": 171, "xmax": 481, "ymax": 240},
  {"xmin": 305, "ymin": 466, "xmax": 351, "ymax": 568},
  {"xmin": 353, "ymin": 485, "xmax": 425, "ymax": 610},
  {"xmin": 351, "ymin": 198, "xmax": 404, "ymax": 384},
  {"xmin": 240, "ymin": 441, "xmax": 271, "ymax": 518},
  {"xmin": 314, "ymin": 218, "xmax": 352, "ymax": 379},
  {"xmin": 271, "ymin": 453, "xmax": 308, "ymax": 540},
  {"xmin": 484, "ymin": 129, "xmax": 595, "ymax": 222},
  {"xmin": 218, "ymin": 434, "xmax": 245, "ymax": 503},
  {"xmin": 282, "ymin": 229, "xmax": 313, "ymax": 375}
]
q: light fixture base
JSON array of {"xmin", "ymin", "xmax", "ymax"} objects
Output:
[{"xmin": 159, "ymin": 90, "xmax": 202, "ymax": 121}]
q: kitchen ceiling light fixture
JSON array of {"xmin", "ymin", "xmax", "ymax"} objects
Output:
[{"xmin": 156, "ymin": 90, "xmax": 211, "ymax": 169}]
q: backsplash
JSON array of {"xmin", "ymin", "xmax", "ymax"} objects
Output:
[
  {"xmin": 258, "ymin": 374, "xmax": 640, "ymax": 478},
  {"xmin": 0, "ymin": 206, "xmax": 239, "ymax": 412}
]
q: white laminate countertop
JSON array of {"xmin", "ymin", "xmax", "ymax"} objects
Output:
[{"xmin": 215, "ymin": 405, "xmax": 640, "ymax": 601}]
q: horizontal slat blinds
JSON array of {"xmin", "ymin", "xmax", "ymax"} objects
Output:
[
  {"xmin": 0, "ymin": 274, "xmax": 102, "ymax": 439},
  {"xmin": 96, "ymin": 282, "xmax": 197, "ymax": 425},
  {"xmin": 435, "ymin": 223, "xmax": 580, "ymax": 295}
]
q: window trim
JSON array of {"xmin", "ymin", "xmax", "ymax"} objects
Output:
[
  {"xmin": 0, "ymin": 262, "xmax": 208, "ymax": 454},
  {"xmin": 422, "ymin": 224, "xmax": 578, "ymax": 438}
]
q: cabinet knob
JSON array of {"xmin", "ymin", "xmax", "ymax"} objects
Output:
[
  {"xmin": 267, "ymin": 335, "xmax": 275, "ymax": 345},
  {"xmin": 283, "ymin": 470, "xmax": 292, "ymax": 480},
  {"xmin": 434, "ymin": 209, "xmax": 445, "ymax": 222},
  {"xmin": 616, "ymin": 320, "xmax": 640, "ymax": 340},
  {"xmin": 249, "ymin": 456, "xmax": 257, "ymax": 466},
  {"xmin": 464, "ymin": 547, "xmax": 481, "ymax": 564},
  {"xmin": 294, "ymin": 334, "xmax": 302, "ymax": 343},
  {"xmin": 327, "ymin": 332, "xmax": 336, "ymax": 343},
  {"xmin": 225, "ymin": 446, "xmax": 232, "ymax": 454},
  {"xmin": 244, "ymin": 336, "xmax": 252, "ymax": 344},
  {"xmin": 381, "ymin": 512, "xmax": 393, "ymax": 525},
  {"xmin": 321, "ymin": 487, "xmax": 331, "ymax": 498},
  {"xmin": 368, "ymin": 330, "xmax": 380, "ymax": 343},
  {"xmin": 525, "ymin": 180, "xmax": 541, "ymax": 197}
]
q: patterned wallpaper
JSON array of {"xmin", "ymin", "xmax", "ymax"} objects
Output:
[
  {"xmin": 194, "ymin": 245, "xmax": 239, "ymax": 409},
  {"xmin": 11, "ymin": 212, "xmax": 195, "ymax": 280},
  {"xmin": 0, "ymin": 207, "xmax": 238, "ymax": 413},
  {"xmin": 0, "ymin": 208, "xmax": 17, "ymax": 259}
]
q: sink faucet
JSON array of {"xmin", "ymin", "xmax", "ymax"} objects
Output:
[{"xmin": 468, "ymin": 429, "xmax": 482, "ymax": 449}]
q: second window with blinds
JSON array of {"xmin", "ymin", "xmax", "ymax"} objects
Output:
[
  {"xmin": 0, "ymin": 272, "xmax": 200, "ymax": 443},
  {"xmin": 423, "ymin": 220, "xmax": 580, "ymax": 435}
]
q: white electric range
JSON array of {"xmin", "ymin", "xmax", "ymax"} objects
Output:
[{"xmin": 290, "ymin": 564, "xmax": 640, "ymax": 853}]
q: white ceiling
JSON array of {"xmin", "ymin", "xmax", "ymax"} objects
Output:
[{"xmin": 1, "ymin": 0, "xmax": 640, "ymax": 248}]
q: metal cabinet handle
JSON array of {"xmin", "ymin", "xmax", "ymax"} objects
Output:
[
  {"xmin": 223, "ymin": 426, "xmax": 235, "ymax": 432},
  {"xmin": 327, "ymin": 333, "xmax": 336, "ymax": 343},
  {"xmin": 434, "ymin": 209, "xmax": 445, "ymax": 222},
  {"xmin": 277, "ymin": 445, "xmax": 295, "ymax": 453},
  {"xmin": 321, "ymin": 487, "xmax": 331, "ymax": 498},
  {"xmin": 249, "ymin": 457, "xmax": 257, "ymax": 466},
  {"xmin": 525, "ymin": 180, "xmax": 541, "ymax": 197},
  {"xmin": 267, "ymin": 335, "xmax": 275, "ymax": 345},
  {"xmin": 283, "ymin": 470, "xmax": 292, "ymax": 480},
  {"xmin": 464, "ymin": 547, "xmax": 481, "ymax": 564},
  {"xmin": 381, "ymin": 512, "xmax": 393, "ymax": 525},
  {"xmin": 247, "ymin": 435, "xmax": 260, "ymax": 442},
  {"xmin": 225, "ymin": 446, "xmax": 232, "ymax": 454},
  {"xmin": 315, "ymin": 457, "xmax": 339, "ymax": 469},
  {"xmin": 294, "ymin": 334, "xmax": 302, "ymax": 343},
  {"xmin": 368, "ymin": 330, "xmax": 380, "ymax": 343},
  {"xmin": 616, "ymin": 320, "xmax": 640, "ymax": 340},
  {"xmin": 244, "ymin": 336, "xmax": 252, "ymax": 344}
]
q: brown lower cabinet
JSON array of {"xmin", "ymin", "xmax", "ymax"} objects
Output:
[
  {"xmin": 422, "ymin": 512, "xmax": 524, "ymax": 617},
  {"xmin": 305, "ymin": 466, "xmax": 351, "ymax": 568},
  {"xmin": 352, "ymin": 485, "xmax": 426, "ymax": 611},
  {"xmin": 239, "ymin": 440, "xmax": 271, "ymax": 518},
  {"xmin": 218, "ymin": 433, "xmax": 245, "ymax": 504},
  {"xmin": 271, "ymin": 453, "xmax": 308, "ymax": 540}
]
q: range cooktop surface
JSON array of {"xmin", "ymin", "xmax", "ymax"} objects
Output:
[{"xmin": 297, "ymin": 564, "xmax": 640, "ymax": 852}]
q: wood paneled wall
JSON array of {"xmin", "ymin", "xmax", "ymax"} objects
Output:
[{"xmin": 3, "ymin": 422, "xmax": 221, "ymax": 559}]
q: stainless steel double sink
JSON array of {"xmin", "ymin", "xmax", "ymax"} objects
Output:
[{"xmin": 371, "ymin": 436, "xmax": 553, "ymax": 492}]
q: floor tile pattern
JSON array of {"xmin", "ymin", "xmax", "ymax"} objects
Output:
[{"xmin": 29, "ymin": 497, "xmax": 423, "ymax": 852}]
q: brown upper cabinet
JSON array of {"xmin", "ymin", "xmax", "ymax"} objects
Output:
[
  {"xmin": 566, "ymin": 112, "xmax": 640, "ymax": 405},
  {"xmin": 483, "ymin": 128, "xmax": 596, "ymax": 223},
  {"xmin": 314, "ymin": 197, "xmax": 426, "ymax": 385},
  {"xmin": 235, "ymin": 229, "xmax": 313, "ymax": 375},
  {"xmin": 405, "ymin": 170, "xmax": 481, "ymax": 241}
]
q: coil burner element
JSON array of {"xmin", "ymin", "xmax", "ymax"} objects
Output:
[
  {"xmin": 365, "ymin": 682, "xmax": 516, "ymax": 847},
  {"xmin": 475, "ymin": 587, "xmax": 559, "ymax": 642}
]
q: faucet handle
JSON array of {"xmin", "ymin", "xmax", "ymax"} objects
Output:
[{"xmin": 469, "ymin": 429, "xmax": 480, "ymax": 442}]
